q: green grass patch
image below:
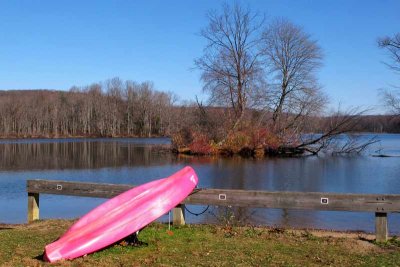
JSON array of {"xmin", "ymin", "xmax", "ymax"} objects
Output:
[{"xmin": 0, "ymin": 220, "xmax": 399, "ymax": 266}]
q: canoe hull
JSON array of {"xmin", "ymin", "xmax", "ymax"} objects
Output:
[{"xmin": 44, "ymin": 166, "xmax": 198, "ymax": 262}]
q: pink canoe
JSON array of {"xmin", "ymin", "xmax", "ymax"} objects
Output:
[{"xmin": 44, "ymin": 166, "xmax": 198, "ymax": 262}]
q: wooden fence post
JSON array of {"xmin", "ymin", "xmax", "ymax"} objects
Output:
[
  {"xmin": 28, "ymin": 193, "xmax": 40, "ymax": 223},
  {"xmin": 172, "ymin": 204, "xmax": 185, "ymax": 226},
  {"xmin": 375, "ymin": 212, "xmax": 388, "ymax": 242}
]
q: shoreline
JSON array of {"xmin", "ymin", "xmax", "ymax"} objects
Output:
[
  {"xmin": 1, "ymin": 219, "xmax": 399, "ymax": 266},
  {"xmin": 0, "ymin": 220, "xmax": 379, "ymax": 240},
  {"xmin": 0, "ymin": 132, "xmax": 399, "ymax": 140},
  {"xmin": 0, "ymin": 135, "xmax": 169, "ymax": 140}
]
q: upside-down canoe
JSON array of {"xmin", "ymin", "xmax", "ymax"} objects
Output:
[{"xmin": 44, "ymin": 166, "xmax": 198, "ymax": 262}]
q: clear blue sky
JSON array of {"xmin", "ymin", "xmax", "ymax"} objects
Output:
[{"xmin": 0, "ymin": 0, "xmax": 399, "ymax": 114}]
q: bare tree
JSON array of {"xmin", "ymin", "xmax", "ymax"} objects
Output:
[
  {"xmin": 105, "ymin": 77, "xmax": 124, "ymax": 136},
  {"xmin": 381, "ymin": 89, "xmax": 400, "ymax": 115},
  {"xmin": 124, "ymin": 80, "xmax": 139, "ymax": 136},
  {"xmin": 378, "ymin": 33, "xmax": 400, "ymax": 73},
  {"xmin": 378, "ymin": 33, "xmax": 400, "ymax": 115},
  {"xmin": 260, "ymin": 19, "xmax": 325, "ymax": 131},
  {"xmin": 195, "ymin": 3, "xmax": 265, "ymax": 129}
]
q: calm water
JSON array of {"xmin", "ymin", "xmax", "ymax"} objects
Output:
[{"xmin": 1, "ymin": 134, "xmax": 399, "ymax": 234}]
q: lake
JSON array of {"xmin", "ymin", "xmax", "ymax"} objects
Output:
[{"xmin": 1, "ymin": 134, "xmax": 399, "ymax": 234}]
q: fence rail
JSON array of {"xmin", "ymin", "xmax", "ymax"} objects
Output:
[{"xmin": 27, "ymin": 179, "xmax": 400, "ymax": 242}]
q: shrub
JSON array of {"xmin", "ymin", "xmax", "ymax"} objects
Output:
[
  {"xmin": 171, "ymin": 127, "xmax": 193, "ymax": 150},
  {"xmin": 253, "ymin": 128, "xmax": 281, "ymax": 150},
  {"xmin": 222, "ymin": 131, "xmax": 251, "ymax": 154},
  {"xmin": 189, "ymin": 132, "xmax": 213, "ymax": 155}
]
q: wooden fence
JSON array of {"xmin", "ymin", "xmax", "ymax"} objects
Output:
[{"xmin": 27, "ymin": 179, "xmax": 400, "ymax": 242}]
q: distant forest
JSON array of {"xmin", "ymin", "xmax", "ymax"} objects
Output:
[
  {"xmin": 0, "ymin": 82, "xmax": 399, "ymax": 139},
  {"xmin": 0, "ymin": 78, "xmax": 179, "ymax": 138}
]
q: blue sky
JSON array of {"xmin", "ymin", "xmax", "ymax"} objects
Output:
[{"xmin": 0, "ymin": 0, "xmax": 399, "ymax": 114}]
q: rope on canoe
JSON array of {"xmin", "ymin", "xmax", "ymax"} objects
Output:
[{"xmin": 184, "ymin": 205, "xmax": 210, "ymax": 216}]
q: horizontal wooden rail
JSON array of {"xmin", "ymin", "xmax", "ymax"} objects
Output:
[
  {"xmin": 27, "ymin": 180, "xmax": 132, "ymax": 198},
  {"xmin": 27, "ymin": 179, "xmax": 400, "ymax": 242},
  {"xmin": 27, "ymin": 180, "xmax": 400, "ymax": 212},
  {"xmin": 186, "ymin": 189, "xmax": 400, "ymax": 213}
]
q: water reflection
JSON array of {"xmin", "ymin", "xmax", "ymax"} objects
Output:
[{"xmin": 0, "ymin": 138, "xmax": 173, "ymax": 171}]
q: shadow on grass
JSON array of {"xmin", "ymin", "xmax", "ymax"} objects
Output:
[
  {"xmin": 34, "ymin": 233, "xmax": 149, "ymax": 263},
  {"xmin": 34, "ymin": 253, "xmax": 44, "ymax": 261}
]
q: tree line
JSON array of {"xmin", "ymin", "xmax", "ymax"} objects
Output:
[
  {"xmin": 0, "ymin": 78, "xmax": 179, "ymax": 138},
  {"xmin": 0, "ymin": 84, "xmax": 399, "ymax": 141}
]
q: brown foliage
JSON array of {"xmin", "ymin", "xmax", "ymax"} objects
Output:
[
  {"xmin": 0, "ymin": 78, "xmax": 176, "ymax": 138},
  {"xmin": 221, "ymin": 131, "xmax": 251, "ymax": 154},
  {"xmin": 248, "ymin": 128, "xmax": 280, "ymax": 150},
  {"xmin": 171, "ymin": 128, "xmax": 193, "ymax": 151},
  {"xmin": 188, "ymin": 132, "xmax": 214, "ymax": 155},
  {"xmin": 171, "ymin": 123, "xmax": 283, "ymax": 157}
]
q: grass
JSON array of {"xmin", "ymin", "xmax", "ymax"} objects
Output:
[{"xmin": 0, "ymin": 220, "xmax": 400, "ymax": 266}]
